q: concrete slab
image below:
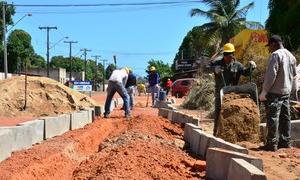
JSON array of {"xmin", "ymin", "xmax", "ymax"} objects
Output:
[
  {"xmin": 43, "ymin": 114, "xmax": 71, "ymax": 139},
  {"xmin": 184, "ymin": 123, "xmax": 201, "ymax": 144},
  {"xmin": 70, "ymin": 111, "xmax": 90, "ymax": 130},
  {"xmin": 228, "ymin": 158, "xmax": 266, "ymax": 180},
  {"xmin": 199, "ymin": 132, "xmax": 214, "ymax": 159},
  {"xmin": 158, "ymin": 108, "xmax": 169, "ymax": 118},
  {"xmin": 17, "ymin": 119, "xmax": 44, "ymax": 144},
  {"xmin": 186, "ymin": 116, "xmax": 200, "ymax": 126},
  {"xmin": 168, "ymin": 110, "xmax": 175, "ymax": 121},
  {"xmin": 0, "ymin": 126, "xmax": 32, "ymax": 151},
  {"xmin": 209, "ymin": 136, "xmax": 248, "ymax": 154},
  {"xmin": 206, "ymin": 148, "xmax": 263, "ymax": 180},
  {"xmin": 85, "ymin": 108, "xmax": 95, "ymax": 122},
  {"xmin": 190, "ymin": 129, "xmax": 203, "ymax": 155},
  {"xmin": 0, "ymin": 129, "xmax": 13, "ymax": 162}
]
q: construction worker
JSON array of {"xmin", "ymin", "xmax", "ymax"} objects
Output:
[
  {"xmin": 124, "ymin": 68, "xmax": 136, "ymax": 110},
  {"xmin": 103, "ymin": 67, "xmax": 131, "ymax": 119},
  {"xmin": 259, "ymin": 35, "xmax": 297, "ymax": 151},
  {"xmin": 137, "ymin": 83, "xmax": 146, "ymax": 96},
  {"xmin": 165, "ymin": 78, "xmax": 173, "ymax": 96},
  {"xmin": 210, "ymin": 43, "xmax": 256, "ymax": 136},
  {"xmin": 147, "ymin": 66, "xmax": 160, "ymax": 107}
]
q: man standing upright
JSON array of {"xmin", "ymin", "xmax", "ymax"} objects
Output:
[
  {"xmin": 125, "ymin": 68, "xmax": 137, "ymax": 110},
  {"xmin": 147, "ymin": 66, "xmax": 160, "ymax": 107},
  {"xmin": 259, "ymin": 35, "xmax": 297, "ymax": 151},
  {"xmin": 104, "ymin": 67, "xmax": 131, "ymax": 119}
]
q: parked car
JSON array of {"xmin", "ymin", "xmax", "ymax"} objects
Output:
[{"xmin": 171, "ymin": 78, "xmax": 196, "ymax": 98}]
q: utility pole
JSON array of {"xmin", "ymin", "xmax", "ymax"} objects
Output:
[
  {"xmin": 113, "ymin": 55, "xmax": 117, "ymax": 69},
  {"xmin": 80, "ymin": 48, "xmax": 91, "ymax": 80},
  {"xmin": 91, "ymin": 55, "xmax": 101, "ymax": 91},
  {"xmin": 2, "ymin": 2, "xmax": 7, "ymax": 79},
  {"xmin": 39, "ymin": 26, "xmax": 57, "ymax": 77},
  {"xmin": 100, "ymin": 59, "xmax": 108, "ymax": 92},
  {"xmin": 64, "ymin": 40, "xmax": 78, "ymax": 81}
]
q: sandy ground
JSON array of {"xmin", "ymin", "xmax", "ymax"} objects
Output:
[{"xmin": 0, "ymin": 91, "xmax": 299, "ymax": 179}]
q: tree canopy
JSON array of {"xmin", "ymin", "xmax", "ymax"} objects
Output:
[
  {"xmin": 266, "ymin": 0, "xmax": 300, "ymax": 50},
  {"xmin": 190, "ymin": 0, "xmax": 262, "ymax": 51}
]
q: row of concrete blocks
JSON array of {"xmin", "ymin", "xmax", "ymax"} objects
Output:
[
  {"xmin": 158, "ymin": 108, "xmax": 200, "ymax": 126},
  {"xmin": 0, "ymin": 107, "xmax": 104, "ymax": 162},
  {"xmin": 260, "ymin": 120, "xmax": 300, "ymax": 147},
  {"xmin": 184, "ymin": 123, "xmax": 266, "ymax": 180}
]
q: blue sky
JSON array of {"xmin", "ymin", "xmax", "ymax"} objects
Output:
[{"xmin": 7, "ymin": 0, "xmax": 269, "ymax": 77}]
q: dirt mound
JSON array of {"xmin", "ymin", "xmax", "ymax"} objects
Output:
[
  {"xmin": 217, "ymin": 93, "xmax": 260, "ymax": 143},
  {"xmin": 0, "ymin": 76, "xmax": 98, "ymax": 117}
]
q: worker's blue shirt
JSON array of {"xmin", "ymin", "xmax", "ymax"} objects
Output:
[{"xmin": 148, "ymin": 72, "xmax": 160, "ymax": 86}]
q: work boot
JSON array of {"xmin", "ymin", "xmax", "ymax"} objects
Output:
[
  {"xmin": 125, "ymin": 114, "xmax": 131, "ymax": 120},
  {"xmin": 278, "ymin": 143, "xmax": 292, "ymax": 149},
  {"xmin": 258, "ymin": 145, "xmax": 278, "ymax": 152}
]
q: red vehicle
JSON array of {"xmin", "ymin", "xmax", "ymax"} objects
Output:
[{"xmin": 171, "ymin": 78, "xmax": 196, "ymax": 98}]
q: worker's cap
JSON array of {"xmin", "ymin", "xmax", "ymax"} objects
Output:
[
  {"xmin": 128, "ymin": 67, "xmax": 132, "ymax": 73},
  {"xmin": 266, "ymin": 35, "xmax": 282, "ymax": 46},
  {"xmin": 149, "ymin": 66, "xmax": 156, "ymax": 71}
]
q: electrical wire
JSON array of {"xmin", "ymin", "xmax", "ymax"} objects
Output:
[{"xmin": 11, "ymin": 1, "xmax": 199, "ymax": 7}]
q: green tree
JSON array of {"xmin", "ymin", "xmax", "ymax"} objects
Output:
[
  {"xmin": 105, "ymin": 63, "xmax": 116, "ymax": 79},
  {"xmin": 190, "ymin": 0, "xmax": 262, "ymax": 51},
  {"xmin": 146, "ymin": 59, "xmax": 172, "ymax": 82},
  {"xmin": 31, "ymin": 53, "xmax": 46, "ymax": 68},
  {"xmin": 6, "ymin": 29, "xmax": 34, "ymax": 73},
  {"xmin": 266, "ymin": 0, "xmax": 300, "ymax": 50},
  {"xmin": 0, "ymin": 2, "xmax": 15, "ymax": 38}
]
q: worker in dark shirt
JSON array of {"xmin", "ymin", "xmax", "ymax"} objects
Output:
[
  {"xmin": 147, "ymin": 66, "xmax": 160, "ymax": 107},
  {"xmin": 210, "ymin": 43, "xmax": 256, "ymax": 135},
  {"xmin": 124, "ymin": 68, "xmax": 137, "ymax": 110}
]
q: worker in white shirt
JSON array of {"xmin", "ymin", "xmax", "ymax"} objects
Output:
[{"xmin": 103, "ymin": 67, "xmax": 131, "ymax": 119}]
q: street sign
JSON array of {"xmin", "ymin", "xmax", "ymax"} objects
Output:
[
  {"xmin": 176, "ymin": 59, "xmax": 195, "ymax": 70},
  {"xmin": 70, "ymin": 81, "xmax": 92, "ymax": 92}
]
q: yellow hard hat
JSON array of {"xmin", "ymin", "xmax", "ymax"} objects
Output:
[
  {"xmin": 223, "ymin": 43, "xmax": 235, "ymax": 53},
  {"xmin": 149, "ymin": 66, "xmax": 156, "ymax": 71}
]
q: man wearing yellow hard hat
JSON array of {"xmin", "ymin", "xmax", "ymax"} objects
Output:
[
  {"xmin": 103, "ymin": 67, "xmax": 131, "ymax": 119},
  {"xmin": 147, "ymin": 66, "xmax": 160, "ymax": 107},
  {"xmin": 210, "ymin": 43, "xmax": 256, "ymax": 135}
]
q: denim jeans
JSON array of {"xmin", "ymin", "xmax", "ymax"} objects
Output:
[
  {"xmin": 149, "ymin": 85, "xmax": 159, "ymax": 105},
  {"xmin": 126, "ymin": 86, "xmax": 134, "ymax": 108},
  {"xmin": 265, "ymin": 93, "xmax": 291, "ymax": 147},
  {"xmin": 104, "ymin": 81, "xmax": 130, "ymax": 116}
]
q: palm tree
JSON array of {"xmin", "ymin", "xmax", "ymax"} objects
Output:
[{"xmin": 190, "ymin": 0, "xmax": 263, "ymax": 52}]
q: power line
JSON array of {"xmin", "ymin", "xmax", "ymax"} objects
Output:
[{"xmin": 11, "ymin": 1, "xmax": 199, "ymax": 7}]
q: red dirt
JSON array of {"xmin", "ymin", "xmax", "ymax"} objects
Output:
[
  {"xmin": 0, "ymin": 94, "xmax": 205, "ymax": 179},
  {"xmin": 0, "ymin": 92, "xmax": 300, "ymax": 179}
]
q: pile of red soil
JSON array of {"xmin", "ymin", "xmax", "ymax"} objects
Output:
[
  {"xmin": 217, "ymin": 93, "xmax": 260, "ymax": 143},
  {"xmin": 0, "ymin": 76, "xmax": 98, "ymax": 117}
]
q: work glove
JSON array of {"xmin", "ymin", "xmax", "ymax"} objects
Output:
[
  {"xmin": 259, "ymin": 90, "xmax": 267, "ymax": 102},
  {"xmin": 249, "ymin": 61, "xmax": 257, "ymax": 69},
  {"xmin": 214, "ymin": 66, "xmax": 223, "ymax": 74}
]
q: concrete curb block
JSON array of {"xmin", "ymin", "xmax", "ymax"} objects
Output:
[
  {"xmin": 0, "ymin": 126, "xmax": 32, "ymax": 151},
  {"xmin": 227, "ymin": 158, "xmax": 267, "ymax": 180},
  {"xmin": 190, "ymin": 129, "xmax": 203, "ymax": 154},
  {"xmin": 206, "ymin": 148, "xmax": 263, "ymax": 180},
  {"xmin": 199, "ymin": 132, "xmax": 214, "ymax": 159},
  {"xmin": 158, "ymin": 108, "xmax": 169, "ymax": 118},
  {"xmin": 208, "ymin": 136, "xmax": 249, "ymax": 154},
  {"xmin": 42, "ymin": 114, "xmax": 71, "ymax": 139},
  {"xmin": 0, "ymin": 129, "xmax": 13, "ymax": 161},
  {"xmin": 184, "ymin": 123, "xmax": 201, "ymax": 144},
  {"xmin": 17, "ymin": 119, "xmax": 44, "ymax": 145},
  {"xmin": 70, "ymin": 111, "xmax": 89, "ymax": 130}
]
